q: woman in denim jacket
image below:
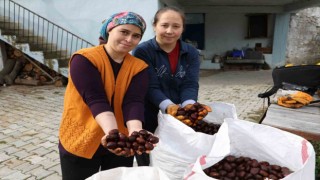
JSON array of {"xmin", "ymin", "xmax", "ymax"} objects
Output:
[{"xmin": 132, "ymin": 6, "xmax": 200, "ymax": 166}]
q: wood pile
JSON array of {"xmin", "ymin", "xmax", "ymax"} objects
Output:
[{"xmin": 0, "ymin": 44, "xmax": 67, "ymax": 87}]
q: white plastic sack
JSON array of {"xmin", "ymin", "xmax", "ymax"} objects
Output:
[
  {"xmin": 203, "ymin": 101, "xmax": 238, "ymax": 124},
  {"xmin": 184, "ymin": 118, "xmax": 316, "ymax": 180},
  {"xmin": 86, "ymin": 166, "xmax": 170, "ymax": 180},
  {"xmin": 150, "ymin": 102, "xmax": 237, "ymax": 180}
]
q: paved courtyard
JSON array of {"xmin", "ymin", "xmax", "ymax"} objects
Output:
[{"xmin": 0, "ymin": 69, "xmax": 273, "ymax": 179}]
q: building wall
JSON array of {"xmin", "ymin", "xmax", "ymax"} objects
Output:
[
  {"xmin": 9, "ymin": 1, "xmax": 320, "ymax": 66},
  {"xmin": 202, "ymin": 13, "xmax": 274, "ymax": 60},
  {"xmin": 287, "ymin": 7, "xmax": 320, "ymax": 65},
  {"xmin": 12, "ymin": 0, "xmax": 159, "ymax": 45},
  {"xmin": 12, "ymin": 0, "xmax": 275, "ymax": 62}
]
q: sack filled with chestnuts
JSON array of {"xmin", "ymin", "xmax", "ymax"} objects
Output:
[
  {"xmin": 105, "ymin": 129, "xmax": 159, "ymax": 157},
  {"xmin": 184, "ymin": 119, "xmax": 316, "ymax": 180},
  {"xmin": 150, "ymin": 102, "xmax": 238, "ymax": 180}
]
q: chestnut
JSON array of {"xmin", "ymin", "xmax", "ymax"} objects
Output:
[{"xmin": 106, "ymin": 142, "xmax": 117, "ymax": 150}]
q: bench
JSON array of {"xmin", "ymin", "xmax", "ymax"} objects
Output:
[
  {"xmin": 257, "ymin": 65, "xmax": 320, "ymax": 140},
  {"xmin": 224, "ymin": 50, "xmax": 265, "ymax": 70},
  {"xmin": 261, "ymin": 103, "xmax": 320, "ymax": 141}
]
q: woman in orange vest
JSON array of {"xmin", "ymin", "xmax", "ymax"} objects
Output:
[{"xmin": 58, "ymin": 12, "xmax": 151, "ymax": 180}]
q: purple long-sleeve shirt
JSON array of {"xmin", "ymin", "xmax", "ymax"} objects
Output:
[
  {"xmin": 70, "ymin": 54, "xmax": 148, "ymax": 122},
  {"xmin": 59, "ymin": 51, "xmax": 149, "ymax": 157}
]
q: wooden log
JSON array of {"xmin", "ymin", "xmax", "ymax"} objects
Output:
[
  {"xmin": 55, "ymin": 76, "xmax": 68, "ymax": 86},
  {"xmin": 23, "ymin": 63, "xmax": 33, "ymax": 72},
  {"xmin": 24, "ymin": 75, "xmax": 33, "ymax": 80},
  {"xmin": 39, "ymin": 75, "xmax": 48, "ymax": 83},
  {"xmin": 0, "ymin": 59, "xmax": 17, "ymax": 84},
  {"xmin": 4, "ymin": 60, "xmax": 23, "ymax": 85},
  {"xmin": 14, "ymin": 77, "xmax": 41, "ymax": 86},
  {"xmin": 54, "ymin": 79, "xmax": 64, "ymax": 87},
  {"xmin": 33, "ymin": 67, "xmax": 41, "ymax": 73},
  {"xmin": 13, "ymin": 49, "xmax": 23, "ymax": 58}
]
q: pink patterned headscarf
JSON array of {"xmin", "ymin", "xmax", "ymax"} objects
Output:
[{"xmin": 100, "ymin": 12, "xmax": 146, "ymax": 41}]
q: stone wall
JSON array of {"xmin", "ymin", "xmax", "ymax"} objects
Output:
[{"xmin": 287, "ymin": 7, "xmax": 320, "ymax": 65}]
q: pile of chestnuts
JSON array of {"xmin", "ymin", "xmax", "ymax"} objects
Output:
[
  {"xmin": 106, "ymin": 129, "xmax": 159, "ymax": 156},
  {"xmin": 170, "ymin": 102, "xmax": 212, "ymax": 126},
  {"xmin": 191, "ymin": 120, "xmax": 221, "ymax": 135},
  {"xmin": 203, "ymin": 155, "xmax": 292, "ymax": 180}
]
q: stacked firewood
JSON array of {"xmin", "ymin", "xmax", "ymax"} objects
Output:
[
  {"xmin": 15, "ymin": 58, "xmax": 66, "ymax": 87},
  {"xmin": 0, "ymin": 46, "xmax": 25, "ymax": 85},
  {"xmin": 0, "ymin": 45, "xmax": 67, "ymax": 86}
]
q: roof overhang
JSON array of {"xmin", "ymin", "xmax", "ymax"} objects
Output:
[{"xmin": 160, "ymin": 0, "xmax": 320, "ymax": 13}]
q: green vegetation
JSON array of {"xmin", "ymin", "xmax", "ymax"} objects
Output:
[{"xmin": 310, "ymin": 140, "xmax": 320, "ymax": 178}]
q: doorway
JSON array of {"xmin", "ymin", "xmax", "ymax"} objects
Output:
[{"xmin": 182, "ymin": 13, "xmax": 205, "ymax": 50}]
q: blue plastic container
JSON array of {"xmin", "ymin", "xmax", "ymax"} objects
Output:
[{"xmin": 232, "ymin": 50, "xmax": 244, "ymax": 58}]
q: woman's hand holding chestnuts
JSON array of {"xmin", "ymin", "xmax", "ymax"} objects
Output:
[{"xmin": 103, "ymin": 129, "xmax": 159, "ymax": 157}]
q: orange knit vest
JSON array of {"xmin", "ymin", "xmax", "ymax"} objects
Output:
[{"xmin": 59, "ymin": 45, "xmax": 148, "ymax": 159}]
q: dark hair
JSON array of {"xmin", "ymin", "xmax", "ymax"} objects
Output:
[{"xmin": 153, "ymin": 6, "xmax": 186, "ymax": 27}]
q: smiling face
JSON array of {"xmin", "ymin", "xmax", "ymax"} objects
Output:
[
  {"xmin": 106, "ymin": 24, "xmax": 142, "ymax": 55},
  {"xmin": 153, "ymin": 10, "xmax": 184, "ymax": 47}
]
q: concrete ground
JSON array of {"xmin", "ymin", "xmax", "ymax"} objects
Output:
[
  {"xmin": 0, "ymin": 69, "xmax": 273, "ymax": 179},
  {"xmin": 198, "ymin": 69, "xmax": 273, "ymax": 122}
]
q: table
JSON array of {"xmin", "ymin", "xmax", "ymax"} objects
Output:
[{"xmin": 261, "ymin": 104, "xmax": 320, "ymax": 140}]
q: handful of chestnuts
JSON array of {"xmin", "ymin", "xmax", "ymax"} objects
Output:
[
  {"xmin": 105, "ymin": 129, "xmax": 159, "ymax": 157},
  {"xmin": 169, "ymin": 102, "xmax": 212, "ymax": 126}
]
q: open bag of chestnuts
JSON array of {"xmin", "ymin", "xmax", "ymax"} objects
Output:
[
  {"xmin": 184, "ymin": 118, "xmax": 316, "ymax": 180},
  {"xmin": 150, "ymin": 102, "xmax": 237, "ymax": 180}
]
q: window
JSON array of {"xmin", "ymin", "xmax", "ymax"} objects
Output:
[
  {"xmin": 182, "ymin": 13, "xmax": 205, "ymax": 50},
  {"xmin": 247, "ymin": 14, "xmax": 268, "ymax": 38}
]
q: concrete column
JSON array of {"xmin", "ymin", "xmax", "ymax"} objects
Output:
[{"xmin": 271, "ymin": 13, "xmax": 291, "ymax": 68}]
